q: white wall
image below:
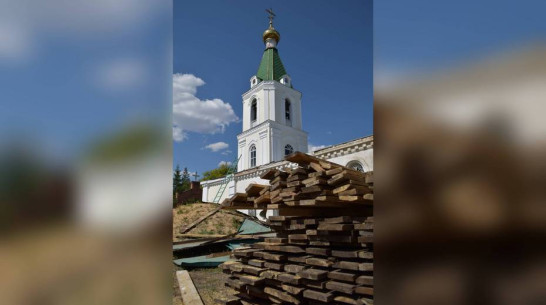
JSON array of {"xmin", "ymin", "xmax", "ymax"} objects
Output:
[
  {"xmin": 201, "ymin": 178, "xmax": 234, "ymax": 203},
  {"xmin": 238, "ymin": 80, "xmax": 307, "ymax": 171},
  {"xmin": 325, "ymin": 148, "xmax": 374, "ymax": 172}
]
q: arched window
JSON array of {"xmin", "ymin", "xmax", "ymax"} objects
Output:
[
  {"xmin": 251, "ymin": 99, "xmax": 257, "ymax": 122},
  {"xmin": 284, "ymin": 144, "xmax": 294, "ymax": 156},
  {"xmin": 347, "ymin": 160, "xmax": 364, "ymax": 172},
  {"xmin": 285, "ymin": 99, "xmax": 291, "ymax": 121},
  {"xmin": 249, "ymin": 145, "xmax": 257, "ymax": 167}
]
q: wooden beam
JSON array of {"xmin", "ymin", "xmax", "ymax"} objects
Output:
[
  {"xmin": 179, "ymin": 206, "xmax": 222, "ymax": 234},
  {"xmin": 176, "ymin": 232, "xmax": 271, "ymax": 239},
  {"xmin": 176, "ymin": 270, "xmax": 204, "ymax": 305}
]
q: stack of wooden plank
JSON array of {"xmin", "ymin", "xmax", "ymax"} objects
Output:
[
  {"xmin": 221, "ymin": 184, "xmax": 269, "ymax": 210},
  {"xmin": 217, "ymin": 152, "xmax": 374, "ymax": 305},
  {"xmin": 219, "ymin": 215, "xmax": 374, "ymax": 305}
]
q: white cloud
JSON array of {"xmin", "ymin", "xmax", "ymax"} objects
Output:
[
  {"xmin": 204, "ymin": 142, "xmax": 229, "ymax": 152},
  {"xmin": 308, "ymin": 143, "xmax": 328, "ymax": 152},
  {"xmin": 218, "ymin": 161, "xmax": 232, "ymax": 167},
  {"xmin": 173, "ymin": 74, "xmax": 239, "ymax": 142},
  {"xmin": 221, "ymin": 150, "xmax": 232, "ymax": 155},
  {"xmin": 172, "ymin": 126, "xmax": 187, "ymax": 142}
]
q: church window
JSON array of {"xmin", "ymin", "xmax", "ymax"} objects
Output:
[
  {"xmin": 285, "ymin": 99, "xmax": 291, "ymax": 121},
  {"xmin": 347, "ymin": 160, "xmax": 364, "ymax": 172},
  {"xmin": 250, "ymin": 145, "xmax": 257, "ymax": 167},
  {"xmin": 251, "ymin": 99, "xmax": 257, "ymax": 122},
  {"xmin": 284, "ymin": 144, "xmax": 294, "ymax": 156}
]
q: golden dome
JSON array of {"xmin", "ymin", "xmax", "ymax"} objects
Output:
[{"xmin": 263, "ymin": 25, "xmax": 280, "ymax": 43}]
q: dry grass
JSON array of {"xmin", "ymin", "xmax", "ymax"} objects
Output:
[{"xmin": 172, "ymin": 202, "xmax": 245, "ymax": 242}]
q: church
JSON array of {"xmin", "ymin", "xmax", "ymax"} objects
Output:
[{"xmin": 201, "ymin": 14, "xmax": 373, "ymax": 217}]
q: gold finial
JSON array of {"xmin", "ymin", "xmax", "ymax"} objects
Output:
[
  {"xmin": 263, "ymin": 8, "xmax": 280, "ymax": 44},
  {"xmin": 266, "ymin": 8, "xmax": 275, "ymax": 27}
]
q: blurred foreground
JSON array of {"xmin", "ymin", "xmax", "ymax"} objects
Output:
[
  {"xmin": 0, "ymin": 0, "xmax": 172, "ymax": 304},
  {"xmin": 375, "ymin": 46, "xmax": 546, "ymax": 305}
]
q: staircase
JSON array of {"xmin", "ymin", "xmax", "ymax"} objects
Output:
[{"xmin": 212, "ymin": 155, "xmax": 241, "ymax": 204}]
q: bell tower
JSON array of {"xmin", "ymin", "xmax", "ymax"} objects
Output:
[{"xmin": 237, "ymin": 10, "xmax": 308, "ymax": 171}]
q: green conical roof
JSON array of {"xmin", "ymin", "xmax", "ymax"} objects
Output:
[{"xmin": 256, "ymin": 48, "xmax": 287, "ymax": 82}]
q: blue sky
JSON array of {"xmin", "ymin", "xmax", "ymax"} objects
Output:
[
  {"xmin": 0, "ymin": 0, "xmax": 171, "ymax": 163},
  {"xmin": 173, "ymin": 0, "xmax": 373, "ymax": 177},
  {"xmin": 374, "ymin": 0, "xmax": 546, "ymax": 82}
]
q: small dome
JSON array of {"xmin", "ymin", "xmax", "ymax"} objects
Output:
[{"xmin": 263, "ymin": 25, "xmax": 280, "ymax": 43}]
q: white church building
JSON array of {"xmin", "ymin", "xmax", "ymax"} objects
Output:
[{"xmin": 201, "ymin": 15, "xmax": 373, "ymax": 215}]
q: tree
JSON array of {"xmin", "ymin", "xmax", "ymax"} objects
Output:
[
  {"xmin": 201, "ymin": 163, "xmax": 231, "ymax": 181},
  {"xmin": 181, "ymin": 167, "xmax": 191, "ymax": 191},
  {"xmin": 173, "ymin": 165, "xmax": 183, "ymax": 195}
]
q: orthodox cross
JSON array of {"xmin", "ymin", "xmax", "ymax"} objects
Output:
[
  {"xmin": 266, "ymin": 8, "xmax": 276, "ymax": 26},
  {"xmin": 192, "ymin": 172, "xmax": 200, "ymax": 181}
]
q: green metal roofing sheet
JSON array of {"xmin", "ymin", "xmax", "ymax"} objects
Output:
[
  {"xmin": 173, "ymin": 254, "xmax": 232, "ymax": 268},
  {"xmin": 256, "ymin": 48, "xmax": 287, "ymax": 82},
  {"xmin": 237, "ymin": 219, "xmax": 272, "ymax": 235}
]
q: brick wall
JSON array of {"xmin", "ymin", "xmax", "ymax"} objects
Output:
[{"xmin": 176, "ymin": 181, "xmax": 202, "ymax": 205}]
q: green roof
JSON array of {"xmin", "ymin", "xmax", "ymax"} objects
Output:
[{"xmin": 256, "ymin": 48, "xmax": 287, "ymax": 82}]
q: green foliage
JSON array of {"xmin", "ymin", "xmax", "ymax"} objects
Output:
[
  {"xmin": 201, "ymin": 164, "xmax": 231, "ymax": 181},
  {"xmin": 231, "ymin": 217, "xmax": 243, "ymax": 230},
  {"xmin": 181, "ymin": 167, "xmax": 191, "ymax": 191},
  {"xmin": 173, "ymin": 165, "xmax": 182, "ymax": 195},
  {"xmin": 173, "ymin": 165, "xmax": 191, "ymax": 195}
]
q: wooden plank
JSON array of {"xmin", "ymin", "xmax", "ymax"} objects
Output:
[
  {"xmin": 303, "ymin": 289, "xmax": 334, "ymax": 302},
  {"xmin": 355, "ymin": 275, "xmax": 374, "ymax": 286},
  {"xmin": 238, "ymin": 274, "xmax": 265, "ymax": 286},
  {"xmin": 176, "ymin": 270, "xmax": 204, "ymax": 305},
  {"xmin": 264, "ymin": 287, "xmax": 301, "ymax": 304},
  {"xmin": 298, "ymin": 268, "xmax": 328, "ymax": 280},
  {"xmin": 277, "ymin": 273, "xmax": 303, "ymax": 285},
  {"xmin": 333, "ymin": 261, "xmax": 361, "ymax": 271},
  {"xmin": 278, "ymin": 207, "xmax": 373, "ymax": 217},
  {"xmin": 359, "ymin": 263, "xmax": 374, "ymax": 272},
  {"xmin": 355, "ymin": 286, "xmax": 374, "ymax": 296},
  {"xmin": 245, "ymin": 184, "xmax": 267, "ymax": 196},
  {"xmin": 322, "ymin": 216, "xmax": 366, "ymax": 224},
  {"xmin": 326, "ymin": 280, "xmax": 355, "ymax": 294},
  {"xmin": 338, "ymin": 189, "xmax": 369, "ymax": 196},
  {"xmin": 333, "ymin": 184, "xmax": 371, "ymax": 194},
  {"xmin": 335, "ymin": 295, "xmax": 359, "ymax": 305},
  {"xmin": 284, "ymin": 264, "xmax": 306, "ymax": 273},
  {"xmin": 260, "ymin": 169, "xmax": 278, "ymax": 180},
  {"xmin": 328, "ymin": 270, "xmax": 359, "ymax": 282},
  {"xmin": 357, "ymin": 297, "xmax": 374, "ymax": 305},
  {"xmin": 281, "ymin": 283, "xmax": 305, "ymax": 295},
  {"xmin": 306, "ymin": 257, "xmax": 334, "ymax": 268},
  {"xmin": 306, "ymin": 247, "xmax": 331, "ymax": 256},
  {"xmin": 317, "ymin": 223, "xmax": 354, "ymax": 231}
]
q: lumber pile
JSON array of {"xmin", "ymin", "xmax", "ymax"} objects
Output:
[
  {"xmin": 217, "ymin": 152, "xmax": 374, "ymax": 305},
  {"xmin": 221, "ymin": 183, "xmax": 270, "ymax": 210}
]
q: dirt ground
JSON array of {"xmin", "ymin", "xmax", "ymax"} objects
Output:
[
  {"xmin": 172, "ymin": 202, "xmax": 246, "ymax": 242},
  {"xmin": 173, "ymin": 266, "xmax": 237, "ymax": 305},
  {"xmin": 173, "ymin": 202, "xmax": 246, "ymax": 304}
]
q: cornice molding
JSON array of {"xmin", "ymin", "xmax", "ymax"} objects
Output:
[{"xmin": 313, "ymin": 135, "xmax": 374, "ymax": 160}]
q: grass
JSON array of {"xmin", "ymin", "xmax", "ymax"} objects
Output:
[{"xmin": 231, "ymin": 217, "xmax": 242, "ymax": 230}]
